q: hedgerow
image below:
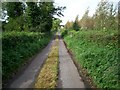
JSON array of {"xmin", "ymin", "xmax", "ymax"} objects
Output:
[
  {"xmin": 63, "ymin": 29, "xmax": 119, "ymax": 88},
  {"xmin": 2, "ymin": 31, "xmax": 51, "ymax": 83}
]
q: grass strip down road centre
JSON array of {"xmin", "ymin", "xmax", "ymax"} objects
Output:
[{"xmin": 35, "ymin": 35, "xmax": 59, "ymax": 88}]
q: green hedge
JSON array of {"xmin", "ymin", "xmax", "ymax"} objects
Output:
[
  {"xmin": 2, "ymin": 31, "xmax": 51, "ymax": 83},
  {"xmin": 63, "ymin": 30, "xmax": 119, "ymax": 88}
]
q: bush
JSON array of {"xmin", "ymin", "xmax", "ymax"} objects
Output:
[
  {"xmin": 63, "ymin": 29, "xmax": 119, "ymax": 88},
  {"xmin": 60, "ymin": 29, "xmax": 68, "ymax": 38},
  {"xmin": 2, "ymin": 31, "xmax": 51, "ymax": 83},
  {"xmin": 3, "ymin": 16, "xmax": 29, "ymax": 32}
]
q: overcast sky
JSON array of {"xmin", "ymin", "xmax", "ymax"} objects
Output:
[{"xmin": 54, "ymin": 0, "xmax": 118, "ymax": 25}]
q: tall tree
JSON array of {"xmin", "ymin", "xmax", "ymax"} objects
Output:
[
  {"xmin": 6, "ymin": 2, "xmax": 24, "ymax": 18},
  {"xmin": 107, "ymin": 3, "xmax": 117, "ymax": 30},
  {"xmin": 64, "ymin": 21, "xmax": 73, "ymax": 30},
  {"xmin": 27, "ymin": 1, "xmax": 65, "ymax": 32},
  {"xmin": 27, "ymin": 2, "xmax": 55, "ymax": 32},
  {"xmin": 52, "ymin": 18, "xmax": 62, "ymax": 32},
  {"xmin": 93, "ymin": 0, "xmax": 117, "ymax": 30},
  {"xmin": 118, "ymin": 2, "xmax": 120, "ymax": 31},
  {"xmin": 80, "ymin": 8, "xmax": 90, "ymax": 29},
  {"xmin": 3, "ymin": 2, "xmax": 25, "ymax": 31},
  {"xmin": 73, "ymin": 15, "xmax": 80, "ymax": 31}
]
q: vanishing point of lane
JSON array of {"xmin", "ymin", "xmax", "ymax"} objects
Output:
[{"xmin": 7, "ymin": 33, "xmax": 86, "ymax": 88}]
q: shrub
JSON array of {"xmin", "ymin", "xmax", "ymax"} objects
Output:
[
  {"xmin": 63, "ymin": 29, "xmax": 119, "ymax": 88},
  {"xmin": 61, "ymin": 29, "xmax": 68, "ymax": 38},
  {"xmin": 2, "ymin": 31, "xmax": 51, "ymax": 83}
]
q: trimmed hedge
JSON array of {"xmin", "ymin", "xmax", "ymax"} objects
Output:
[{"xmin": 2, "ymin": 31, "xmax": 51, "ymax": 83}]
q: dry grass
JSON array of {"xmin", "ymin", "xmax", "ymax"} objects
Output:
[{"xmin": 35, "ymin": 36, "xmax": 59, "ymax": 88}]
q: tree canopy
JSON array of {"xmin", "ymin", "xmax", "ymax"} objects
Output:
[
  {"xmin": 64, "ymin": 0, "xmax": 118, "ymax": 31},
  {"xmin": 2, "ymin": 1, "xmax": 66, "ymax": 32}
]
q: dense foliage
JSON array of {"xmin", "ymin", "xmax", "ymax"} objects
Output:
[
  {"xmin": 6, "ymin": 2, "xmax": 24, "ymax": 18},
  {"xmin": 52, "ymin": 18, "xmax": 62, "ymax": 32},
  {"xmin": 62, "ymin": 0, "xmax": 119, "ymax": 88},
  {"xmin": 27, "ymin": 2, "xmax": 54, "ymax": 32},
  {"xmin": 62, "ymin": 29, "xmax": 119, "ymax": 88},
  {"xmin": 1, "ymin": 1, "xmax": 65, "ymax": 85},
  {"xmin": 2, "ymin": 2, "xmax": 65, "ymax": 32},
  {"xmin": 2, "ymin": 31, "xmax": 51, "ymax": 83},
  {"xmin": 72, "ymin": 15, "xmax": 80, "ymax": 31}
]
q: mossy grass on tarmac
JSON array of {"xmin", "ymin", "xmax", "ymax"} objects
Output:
[{"xmin": 35, "ymin": 34, "xmax": 59, "ymax": 88}]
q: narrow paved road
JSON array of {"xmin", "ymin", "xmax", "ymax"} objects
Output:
[
  {"xmin": 58, "ymin": 35, "xmax": 85, "ymax": 88},
  {"xmin": 7, "ymin": 33, "xmax": 86, "ymax": 88}
]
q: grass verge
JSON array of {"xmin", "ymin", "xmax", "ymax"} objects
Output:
[
  {"xmin": 63, "ymin": 30, "xmax": 119, "ymax": 88},
  {"xmin": 35, "ymin": 35, "xmax": 59, "ymax": 88}
]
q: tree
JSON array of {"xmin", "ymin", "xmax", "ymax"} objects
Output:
[
  {"xmin": 80, "ymin": 8, "xmax": 94, "ymax": 29},
  {"xmin": 93, "ymin": 0, "xmax": 108, "ymax": 30},
  {"xmin": 3, "ymin": 1, "xmax": 65, "ymax": 32},
  {"xmin": 118, "ymin": 2, "xmax": 120, "ymax": 30},
  {"xmin": 73, "ymin": 15, "xmax": 80, "ymax": 31},
  {"xmin": 27, "ymin": 2, "xmax": 54, "ymax": 32},
  {"xmin": 3, "ymin": 2, "xmax": 26, "ymax": 31},
  {"xmin": 6, "ymin": 2, "xmax": 24, "ymax": 18},
  {"xmin": 94, "ymin": 0, "xmax": 107, "ymax": 30},
  {"xmin": 93, "ymin": 0, "xmax": 117, "ymax": 30},
  {"xmin": 107, "ymin": 3, "xmax": 117, "ymax": 30},
  {"xmin": 64, "ymin": 21, "xmax": 73, "ymax": 30},
  {"xmin": 52, "ymin": 18, "xmax": 62, "ymax": 32},
  {"xmin": 27, "ymin": 1, "xmax": 65, "ymax": 32}
]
